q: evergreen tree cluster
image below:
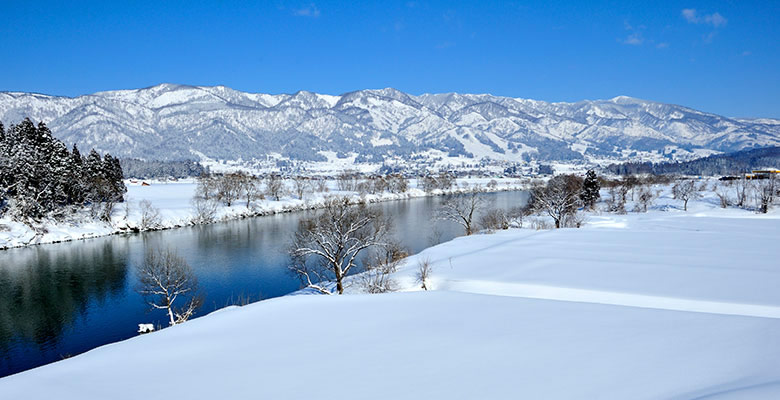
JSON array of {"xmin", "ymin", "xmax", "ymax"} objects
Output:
[
  {"xmin": 0, "ymin": 118, "xmax": 126, "ymax": 220},
  {"xmin": 121, "ymin": 158, "xmax": 207, "ymax": 179},
  {"xmin": 605, "ymin": 146, "xmax": 780, "ymax": 176}
]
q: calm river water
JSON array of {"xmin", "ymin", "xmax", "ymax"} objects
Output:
[{"xmin": 0, "ymin": 190, "xmax": 528, "ymax": 377}]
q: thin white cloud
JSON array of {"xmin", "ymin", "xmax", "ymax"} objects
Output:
[
  {"xmin": 682, "ymin": 8, "xmax": 698, "ymax": 23},
  {"xmin": 656, "ymin": 42, "xmax": 669, "ymax": 49},
  {"xmin": 623, "ymin": 33, "xmax": 643, "ymax": 46},
  {"xmin": 293, "ymin": 3, "xmax": 320, "ymax": 18},
  {"xmin": 621, "ymin": 21, "xmax": 644, "ymax": 46},
  {"xmin": 681, "ymin": 9, "xmax": 727, "ymax": 27},
  {"xmin": 706, "ymin": 12, "xmax": 727, "ymax": 27}
]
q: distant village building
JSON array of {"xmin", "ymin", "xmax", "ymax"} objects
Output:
[{"xmin": 745, "ymin": 169, "xmax": 780, "ymax": 180}]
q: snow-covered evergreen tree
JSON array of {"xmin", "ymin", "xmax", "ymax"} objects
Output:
[
  {"xmin": 580, "ymin": 170, "xmax": 601, "ymax": 210},
  {"xmin": 103, "ymin": 153, "xmax": 126, "ymax": 202},
  {"xmin": 68, "ymin": 144, "xmax": 87, "ymax": 204},
  {"xmin": 0, "ymin": 118, "xmax": 126, "ymax": 221},
  {"xmin": 0, "ymin": 122, "xmax": 9, "ymax": 212}
]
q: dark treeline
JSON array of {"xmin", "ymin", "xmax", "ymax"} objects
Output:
[
  {"xmin": 0, "ymin": 118, "xmax": 126, "ymax": 221},
  {"xmin": 605, "ymin": 146, "xmax": 780, "ymax": 176},
  {"xmin": 121, "ymin": 159, "xmax": 207, "ymax": 179}
]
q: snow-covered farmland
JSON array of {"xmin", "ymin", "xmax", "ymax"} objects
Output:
[
  {"xmin": 0, "ymin": 177, "xmax": 525, "ymax": 249},
  {"xmin": 1, "ymin": 187, "xmax": 778, "ymax": 399}
]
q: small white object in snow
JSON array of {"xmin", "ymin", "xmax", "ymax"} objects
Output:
[{"xmin": 137, "ymin": 324, "xmax": 155, "ymax": 334}]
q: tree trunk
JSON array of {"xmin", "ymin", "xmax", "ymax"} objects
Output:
[
  {"xmin": 167, "ymin": 306, "xmax": 176, "ymax": 326},
  {"xmin": 334, "ymin": 264, "xmax": 344, "ymax": 294}
]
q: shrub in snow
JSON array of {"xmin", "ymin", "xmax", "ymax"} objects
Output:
[
  {"xmin": 479, "ymin": 208, "xmax": 510, "ymax": 232},
  {"xmin": 139, "ymin": 200, "xmax": 162, "ymax": 230},
  {"xmin": 416, "ymin": 258, "xmax": 433, "ymax": 291},
  {"xmin": 359, "ymin": 242, "xmax": 407, "ymax": 294},
  {"xmin": 714, "ymin": 183, "xmax": 731, "ymax": 208}
]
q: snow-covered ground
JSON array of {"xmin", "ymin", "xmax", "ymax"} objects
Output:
[
  {"xmin": 0, "ymin": 177, "xmax": 525, "ymax": 250},
  {"xmin": 1, "ymin": 184, "xmax": 778, "ymax": 399}
]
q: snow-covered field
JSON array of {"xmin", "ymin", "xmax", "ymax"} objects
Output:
[
  {"xmin": 0, "ymin": 177, "xmax": 525, "ymax": 250},
  {"xmin": 1, "ymin": 184, "xmax": 778, "ymax": 399}
]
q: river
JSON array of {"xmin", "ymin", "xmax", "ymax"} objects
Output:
[{"xmin": 0, "ymin": 190, "xmax": 528, "ymax": 377}]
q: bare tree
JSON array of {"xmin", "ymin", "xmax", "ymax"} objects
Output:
[
  {"xmin": 216, "ymin": 173, "xmax": 242, "ymax": 206},
  {"xmin": 436, "ymin": 190, "xmax": 486, "ymax": 235},
  {"xmin": 356, "ymin": 180, "xmax": 371, "ymax": 196},
  {"xmin": 421, "ymin": 175, "xmax": 438, "ymax": 193},
  {"xmin": 605, "ymin": 185, "xmax": 627, "ymax": 214},
  {"xmin": 336, "ymin": 170, "xmax": 358, "ymax": 191},
  {"xmin": 265, "ymin": 174, "xmax": 284, "ymax": 201},
  {"xmin": 672, "ymin": 179, "xmax": 700, "ymax": 211},
  {"xmin": 139, "ymin": 199, "xmax": 161, "ymax": 230},
  {"xmin": 136, "ymin": 249, "xmax": 202, "ymax": 326},
  {"xmin": 755, "ymin": 175, "xmax": 777, "ymax": 214},
  {"xmin": 734, "ymin": 175, "xmax": 749, "ymax": 208},
  {"xmin": 530, "ymin": 174, "xmax": 583, "ymax": 228},
  {"xmin": 370, "ymin": 176, "xmax": 389, "ymax": 194},
  {"xmin": 241, "ymin": 175, "xmax": 263, "ymax": 208},
  {"xmin": 289, "ymin": 197, "xmax": 391, "ymax": 294},
  {"xmin": 99, "ymin": 200, "xmax": 116, "ymax": 224},
  {"xmin": 191, "ymin": 196, "xmax": 218, "ymax": 224},
  {"xmin": 195, "ymin": 173, "xmax": 217, "ymax": 201},
  {"xmin": 291, "ymin": 176, "xmax": 310, "ymax": 200},
  {"xmin": 438, "ymin": 173, "xmax": 455, "ymax": 191},
  {"xmin": 315, "ymin": 179, "xmax": 329, "ymax": 193},
  {"xmin": 421, "ymin": 173, "xmax": 455, "ymax": 193},
  {"xmin": 634, "ymin": 185, "xmax": 655, "ymax": 212},
  {"xmin": 387, "ymin": 174, "xmax": 409, "ymax": 193},
  {"xmin": 621, "ymin": 175, "xmax": 640, "ymax": 201}
]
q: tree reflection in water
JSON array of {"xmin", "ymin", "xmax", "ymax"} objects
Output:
[{"xmin": 0, "ymin": 240, "xmax": 129, "ymax": 373}]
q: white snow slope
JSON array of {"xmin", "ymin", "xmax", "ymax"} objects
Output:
[{"xmin": 1, "ymin": 192, "xmax": 779, "ymax": 399}]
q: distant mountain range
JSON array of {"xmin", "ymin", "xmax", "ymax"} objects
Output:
[{"xmin": 1, "ymin": 84, "xmax": 778, "ymax": 164}]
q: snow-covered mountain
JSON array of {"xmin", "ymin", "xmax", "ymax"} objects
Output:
[{"xmin": 1, "ymin": 84, "xmax": 778, "ymax": 164}]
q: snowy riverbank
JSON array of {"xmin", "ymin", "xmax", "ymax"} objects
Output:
[
  {"xmin": 0, "ymin": 177, "xmax": 525, "ymax": 250},
  {"xmin": 1, "ymin": 184, "xmax": 778, "ymax": 399}
]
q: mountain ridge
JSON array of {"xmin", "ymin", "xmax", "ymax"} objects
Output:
[{"xmin": 1, "ymin": 84, "xmax": 778, "ymax": 165}]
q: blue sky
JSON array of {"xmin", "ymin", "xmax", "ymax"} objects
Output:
[{"xmin": 1, "ymin": 0, "xmax": 777, "ymax": 118}]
